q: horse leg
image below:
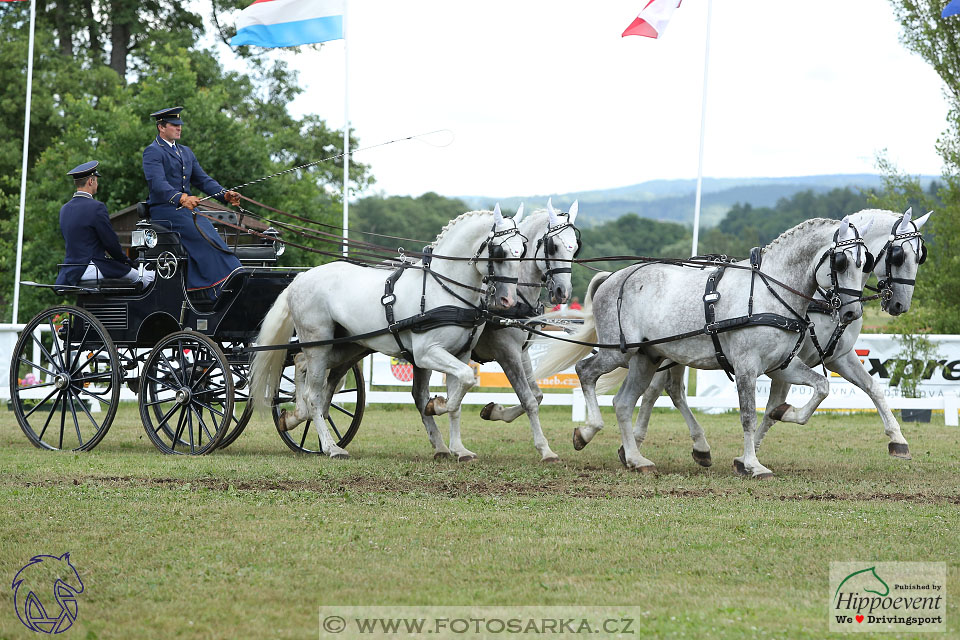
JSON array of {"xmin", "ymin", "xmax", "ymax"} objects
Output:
[
  {"xmin": 735, "ymin": 370, "xmax": 773, "ymax": 478},
  {"xmin": 663, "ymin": 367, "xmax": 712, "ymax": 467},
  {"xmin": 615, "ymin": 354, "xmax": 658, "ymax": 471},
  {"xmin": 481, "ymin": 348, "xmax": 544, "ymax": 423},
  {"xmin": 734, "ymin": 378, "xmax": 790, "ymax": 475},
  {"xmin": 495, "ymin": 341, "xmax": 558, "ymax": 462},
  {"xmin": 299, "ymin": 347, "xmax": 348, "ymax": 458},
  {"xmin": 442, "ymin": 373, "xmax": 478, "ymax": 462},
  {"xmin": 411, "ymin": 366, "xmax": 453, "ymax": 460},
  {"xmin": 631, "ymin": 368, "xmax": 663, "ymax": 450},
  {"xmin": 279, "ymin": 352, "xmax": 309, "ymax": 432},
  {"xmin": 574, "ymin": 349, "xmax": 631, "ymax": 449},
  {"xmin": 765, "ymin": 359, "xmax": 830, "ymax": 425},
  {"xmin": 828, "ymin": 350, "xmax": 910, "ymax": 459},
  {"xmin": 416, "ymin": 346, "xmax": 477, "ymax": 416}
]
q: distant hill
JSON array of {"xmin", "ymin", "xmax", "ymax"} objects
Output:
[{"xmin": 455, "ymin": 174, "xmax": 940, "ymax": 227}]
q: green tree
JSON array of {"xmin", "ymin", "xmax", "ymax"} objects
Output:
[{"xmin": 1, "ymin": 4, "xmax": 370, "ymax": 321}]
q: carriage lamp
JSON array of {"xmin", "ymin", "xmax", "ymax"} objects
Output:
[
  {"xmin": 264, "ymin": 227, "xmax": 285, "ymax": 257},
  {"xmin": 131, "ymin": 223, "xmax": 158, "ymax": 249}
]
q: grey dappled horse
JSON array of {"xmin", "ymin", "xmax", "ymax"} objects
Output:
[
  {"xmin": 412, "ymin": 199, "xmax": 582, "ymax": 462},
  {"xmin": 536, "ymin": 217, "xmax": 868, "ymax": 477},
  {"xmin": 599, "ymin": 208, "xmax": 931, "ymax": 469},
  {"xmin": 250, "ymin": 207, "xmax": 526, "ymax": 459}
]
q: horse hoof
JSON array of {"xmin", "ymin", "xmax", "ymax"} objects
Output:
[
  {"xmin": 617, "ymin": 446, "xmax": 626, "ymax": 468},
  {"xmin": 572, "ymin": 428, "xmax": 589, "ymax": 451},
  {"xmin": 888, "ymin": 442, "xmax": 912, "ymax": 460},
  {"xmin": 692, "ymin": 449, "xmax": 713, "ymax": 467},
  {"xmin": 434, "ymin": 451, "xmax": 452, "ymax": 461},
  {"xmin": 277, "ymin": 409, "xmax": 293, "ymax": 432},
  {"xmin": 329, "ymin": 450, "xmax": 350, "ymax": 460},
  {"xmin": 769, "ymin": 403, "xmax": 791, "ymax": 421},
  {"xmin": 541, "ymin": 455, "xmax": 560, "ymax": 464},
  {"xmin": 479, "ymin": 402, "xmax": 497, "ymax": 420},
  {"xmin": 732, "ymin": 459, "xmax": 748, "ymax": 476},
  {"xmin": 457, "ymin": 453, "xmax": 477, "ymax": 463},
  {"xmin": 753, "ymin": 472, "xmax": 774, "ymax": 480},
  {"xmin": 637, "ymin": 465, "xmax": 656, "ymax": 474}
]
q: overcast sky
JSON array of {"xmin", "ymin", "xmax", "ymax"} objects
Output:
[{"xmin": 215, "ymin": 0, "xmax": 951, "ymax": 199}]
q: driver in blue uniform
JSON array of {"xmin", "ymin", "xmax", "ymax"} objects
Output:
[
  {"xmin": 142, "ymin": 106, "xmax": 242, "ymax": 298},
  {"xmin": 56, "ymin": 161, "xmax": 155, "ymax": 287}
]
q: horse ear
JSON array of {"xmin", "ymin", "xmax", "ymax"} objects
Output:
[
  {"xmin": 568, "ymin": 200, "xmax": 579, "ymax": 224},
  {"xmin": 914, "ymin": 210, "xmax": 933, "ymax": 229},
  {"xmin": 547, "ymin": 197, "xmax": 559, "ymax": 226},
  {"xmin": 514, "ymin": 203, "xmax": 524, "ymax": 223},
  {"xmin": 858, "ymin": 218, "xmax": 874, "ymax": 236},
  {"xmin": 493, "ymin": 203, "xmax": 504, "ymax": 227},
  {"xmin": 839, "ymin": 215, "xmax": 854, "ymax": 241},
  {"xmin": 898, "ymin": 207, "xmax": 914, "ymax": 232}
]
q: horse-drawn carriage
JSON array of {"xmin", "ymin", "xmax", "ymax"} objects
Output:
[{"xmin": 9, "ymin": 204, "xmax": 364, "ymax": 455}]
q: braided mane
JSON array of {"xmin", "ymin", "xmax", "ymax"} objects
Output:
[
  {"xmin": 430, "ymin": 210, "xmax": 492, "ymax": 247},
  {"xmin": 763, "ymin": 217, "xmax": 836, "ymax": 251}
]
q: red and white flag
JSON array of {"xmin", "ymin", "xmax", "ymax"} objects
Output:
[{"xmin": 622, "ymin": 0, "xmax": 682, "ymax": 38}]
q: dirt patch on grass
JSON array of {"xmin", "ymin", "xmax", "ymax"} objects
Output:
[{"xmin": 11, "ymin": 475, "xmax": 960, "ymax": 504}]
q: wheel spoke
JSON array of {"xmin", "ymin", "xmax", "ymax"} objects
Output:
[
  {"xmin": 21, "ymin": 387, "xmax": 60, "ymax": 420},
  {"xmin": 192, "ymin": 399, "xmax": 226, "ymax": 418},
  {"xmin": 298, "ymin": 422, "xmax": 309, "ymax": 449},
  {"xmin": 72, "ymin": 345, "xmax": 106, "ymax": 376},
  {"xmin": 330, "ymin": 403, "xmax": 355, "ymax": 419},
  {"xmin": 336, "ymin": 387, "xmax": 358, "ymax": 394},
  {"xmin": 153, "ymin": 402, "xmax": 182, "ymax": 434},
  {"xmin": 46, "ymin": 319, "xmax": 66, "ymax": 369},
  {"xmin": 58, "ymin": 393, "xmax": 68, "ymax": 450},
  {"xmin": 192, "ymin": 406, "xmax": 216, "ymax": 444},
  {"xmin": 71, "ymin": 389, "xmax": 105, "ymax": 430},
  {"xmin": 32, "ymin": 332, "xmax": 61, "ymax": 373},
  {"xmin": 67, "ymin": 392, "xmax": 88, "ymax": 446},
  {"xmin": 16, "ymin": 355, "xmax": 58, "ymax": 379},
  {"xmin": 327, "ymin": 415, "xmax": 343, "ymax": 440},
  {"xmin": 37, "ymin": 392, "xmax": 64, "ymax": 442},
  {"xmin": 76, "ymin": 386, "xmax": 114, "ymax": 409},
  {"xmin": 68, "ymin": 321, "xmax": 94, "ymax": 372},
  {"xmin": 170, "ymin": 407, "xmax": 188, "ymax": 451},
  {"xmin": 144, "ymin": 373, "xmax": 180, "ymax": 393},
  {"xmin": 158, "ymin": 351, "xmax": 184, "ymax": 385},
  {"xmin": 186, "ymin": 405, "xmax": 196, "ymax": 452}
]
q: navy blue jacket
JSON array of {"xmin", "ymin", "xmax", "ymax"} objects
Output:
[
  {"xmin": 142, "ymin": 136, "xmax": 241, "ymax": 291},
  {"xmin": 55, "ymin": 193, "xmax": 134, "ymax": 286}
]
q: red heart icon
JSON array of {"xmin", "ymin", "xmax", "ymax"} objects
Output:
[{"xmin": 856, "ymin": 615, "xmax": 864, "ymax": 623}]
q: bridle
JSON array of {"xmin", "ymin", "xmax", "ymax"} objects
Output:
[
  {"xmin": 534, "ymin": 213, "xmax": 582, "ymax": 294},
  {"xmin": 470, "ymin": 221, "xmax": 527, "ymax": 301},
  {"xmin": 814, "ymin": 226, "xmax": 872, "ymax": 312},
  {"xmin": 871, "ymin": 215, "xmax": 927, "ymax": 307}
]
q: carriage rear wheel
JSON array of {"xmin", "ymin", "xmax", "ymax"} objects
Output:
[
  {"xmin": 274, "ymin": 362, "xmax": 365, "ymax": 454},
  {"xmin": 214, "ymin": 341, "xmax": 254, "ymax": 450},
  {"xmin": 9, "ymin": 306, "xmax": 121, "ymax": 451},
  {"xmin": 138, "ymin": 331, "xmax": 232, "ymax": 455}
]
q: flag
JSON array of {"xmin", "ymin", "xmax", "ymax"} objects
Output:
[
  {"xmin": 943, "ymin": 0, "xmax": 960, "ymax": 18},
  {"xmin": 231, "ymin": 0, "xmax": 344, "ymax": 48},
  {"xmin": 622, "ymin": 0, "xmax": 682, "ymax": 39}
]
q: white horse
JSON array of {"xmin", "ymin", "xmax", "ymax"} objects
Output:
[
  {"xmin": 536, "ymin": 217, "xmax": 868, "ymax": 477},
  {"xmin": 249, "ymin": 206, "xmax": 526, "ymax": 458},
  {"xmin": 596, "ymin": 208, "xmax": 932, "ymax": 470},
  {"xmin": 412, "ymin": 199, "xmax": 582, "ymax": 462}
]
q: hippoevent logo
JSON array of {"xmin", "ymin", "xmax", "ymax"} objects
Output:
[
  {"xmin": 829, "ymin": 562, "xmax": 946, "ymax": 632},
  {"xmin": 11, "ymin": 553, "xmax": 84, "ymax": 634}
]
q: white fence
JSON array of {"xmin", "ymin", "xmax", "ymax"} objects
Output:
[{"xmin": 3, "ymin": 325, "xmax": 958, "ymax": 426}]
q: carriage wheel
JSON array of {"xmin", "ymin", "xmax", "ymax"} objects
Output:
[
  {"xmin": 138, "ymin": 331, "xmax": 232, "ymax": 455},
  {"xmin": 274, "ymin": 362, "xmax": 365, "ymax": 454},
  {"xmin": 215, "ymin": 342, "xmax": 254, "ymax": 450},
  {"xmin": 8, "ymin": 306, "xmax": 121, "ymax": 451}
]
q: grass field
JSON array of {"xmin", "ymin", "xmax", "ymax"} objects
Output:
[{"xmin": 1, "ymin": 402, "xmax": 958, "ymax": 639}]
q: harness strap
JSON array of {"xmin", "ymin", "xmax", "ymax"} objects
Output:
[
  {"xmin": 703, "ymin": 266, "xmax": 735, "ymax": 380},
  {"xmin": 382, "ymin": 263, "xmax": 416, "ymax": 364}
]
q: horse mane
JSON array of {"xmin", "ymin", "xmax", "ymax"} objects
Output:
[
  {"xmin": 430, "ymin": 210, "xmax": 492, "ymax": 247},
  {"xmin": 763, "ymin": 217, "xmax": 837, "ymax": 251}
]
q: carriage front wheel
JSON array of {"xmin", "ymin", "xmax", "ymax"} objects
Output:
[
  {"xmin": 138, "ymin": 331, "xmax": 233, "ymax": 455},
  {"xmin": 274, "ymin": 362, "xmax": 365, "ymax": 454},
  {"xmin": 9, "ymin": 306, "xmax": 121, "ymax": 451}
]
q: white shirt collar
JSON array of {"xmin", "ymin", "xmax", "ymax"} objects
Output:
[
  {"xmin": 73, "ymin": 191, "xmax": 93, "ymax": 199},
  {"xmin": 157, "ymin": 136, "xmax": 177, "ymax": 148}
]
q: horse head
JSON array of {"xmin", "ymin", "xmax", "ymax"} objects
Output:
[
  {"xmin": 874, "ymin": 208, "xmax": 932, "ymax": 316},
  {"xmin": 476, "ymin": 203, "xmax": 526, "ymax": 311},
  {"xmin": 531, "ymin": 198, "xmax": 581, "ymax": 305},
  {"xmin": 815, "ymin": 216, "xmax": 868, "ymax": 324}
]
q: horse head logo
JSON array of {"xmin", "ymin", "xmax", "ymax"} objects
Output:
[
  {"xmin": 11, "ymin": 553, "xmax": 84, "ymax": 634},
  {"xmin": 834, "ymin": 565, "xmax": 890, "ymax": 603}
]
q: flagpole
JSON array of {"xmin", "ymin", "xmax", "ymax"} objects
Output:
[
  {"xmin": 11, "ymin": 0, "xmax": 37, "ymax": 325},
  {"xmin": 688, "ymin": 0, "xmax": 712, "ymax": 398},
  {"xmin": 341, "ymin": 0, "xmax": 349, "ymax": 258},
  {"xmin": 690, "ymin": 0, "xmax": 712, "ymax": 258}
]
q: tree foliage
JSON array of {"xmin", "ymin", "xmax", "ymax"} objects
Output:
[
  {"xmin": 886, "ymin": 0, "xmax": 960, "ymax": 332},
  {"xmin": 0, "ymin": 3, "xmax": 369, "ymax": 321}
]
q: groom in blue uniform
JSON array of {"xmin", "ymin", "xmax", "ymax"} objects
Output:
[
  {"xmin": 142, "ymin": 106, "xmax": 242, "ymax": 297},
  {"xmin": 56, "ymin": 161, "xmax": 154, "ymax": 287}
]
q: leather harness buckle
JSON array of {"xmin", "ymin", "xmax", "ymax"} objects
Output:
[
  {"xmin": 381, "ymin": 293, "xmax": 396, "ymax": 306},
  {"xmin": 703, "ymin": 292, "xmax": 720, "ymax": 304}
]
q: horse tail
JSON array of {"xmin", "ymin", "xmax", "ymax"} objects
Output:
[
  {"xmin": 533, "ymin": 271, "xmax": 612, "ymax": 378},
  {"xmin": 595, "ymin": 367, "xmax": 628, "ymax": 394},
  {"xmin": 250, "ymin": 286, "xmax": 295, "ymax": 413}
]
